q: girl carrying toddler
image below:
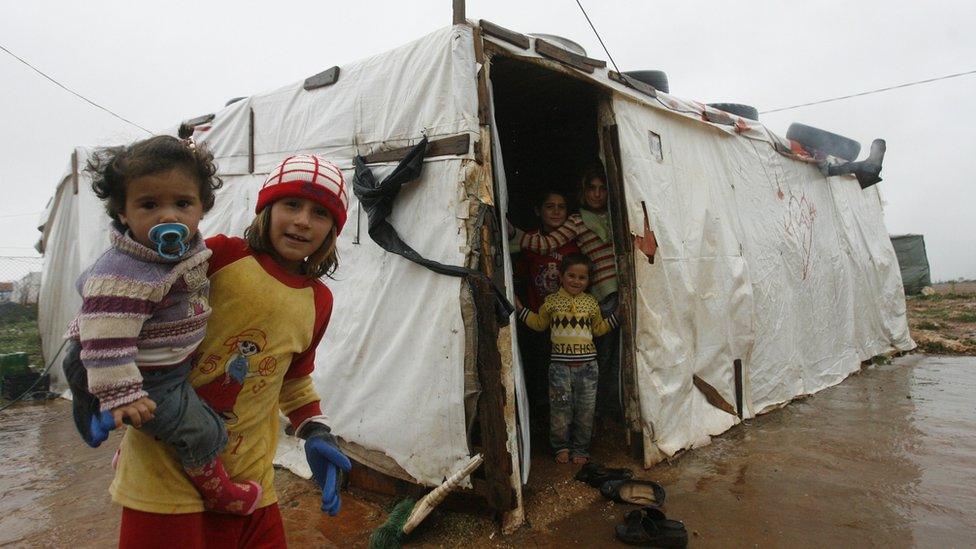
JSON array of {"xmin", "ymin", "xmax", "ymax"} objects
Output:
[{"xmin": 66, "ymin": 137, "xmax": 351, "ymax": 547}]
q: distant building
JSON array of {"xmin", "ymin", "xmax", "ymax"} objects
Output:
[
  {"xmin": 11, "ymin": 272, "xmax": 41, "ymax": 305},
  {"xmin": 0, "ymin": 282, "xmax": 12, "ymax": 303}
]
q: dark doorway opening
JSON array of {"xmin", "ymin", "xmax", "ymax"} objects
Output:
[{"xmin": 490, "ymin": 56, "xmax": 625, "ymax": 471}]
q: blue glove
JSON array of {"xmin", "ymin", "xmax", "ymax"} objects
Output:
[
  {"xmin": 87, "ymin": 410, "xmax": 117, "ymax": 448},
  {"xmin": 303, "ymin": 429, "xmax": 352, "ymax": 516}
]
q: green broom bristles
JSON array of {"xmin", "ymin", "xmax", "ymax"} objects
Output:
[{"xmin": 369, "ymin": 497, "xmax": 416, "ymax": 549}]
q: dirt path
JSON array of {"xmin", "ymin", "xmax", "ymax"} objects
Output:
[{"xmin": 3, "ymin": 354, "xmax": 975, "ymax": 547}]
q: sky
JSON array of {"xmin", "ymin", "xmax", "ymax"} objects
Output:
[{"xmin": 1, "ymin": 0, "xmax": 974, "ymax": 281}]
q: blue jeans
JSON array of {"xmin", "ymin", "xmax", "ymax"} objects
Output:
[
  {"xmin": 63, "ymin": 342, "xmax": 226, "ymax": 468},
  {"xmin": 139, "ymin": 360, "xmax": 227, "ymax": 469},
  {"xmin": 549, "ymin": 360, "xmax": 599, "ymax": 458}
]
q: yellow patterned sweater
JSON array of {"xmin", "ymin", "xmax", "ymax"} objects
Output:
[{"xmin": 518, "ymin": 288, "xmax": 618, "ymax": 362}]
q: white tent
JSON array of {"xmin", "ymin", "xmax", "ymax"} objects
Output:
[{"xmin": 37, "ymin": 21, "xmax": 914, "ymax": 527}]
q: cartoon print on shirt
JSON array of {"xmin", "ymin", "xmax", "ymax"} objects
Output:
[
  {"xmin": 194, "ymin": 328, "xmax": 268, "ymax": 424},
  {"xmin": 535, "ymin": 261, "xmax": 562, "ymax": 296}
]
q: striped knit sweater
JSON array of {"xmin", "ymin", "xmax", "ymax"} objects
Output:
[
  {"xmin": 518, "ymin": 288, "xmax": 618, "ymax": 362},
  {"xmin": 512, "ymin": 212, "xmax": 618, "ymax": 301},
  {"xmin": 66, "ymin": 229, "xmax": 212, "ymax": 411}
]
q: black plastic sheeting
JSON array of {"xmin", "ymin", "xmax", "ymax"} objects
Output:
[
  {"xmin": 353, "ymin": 137, "xmax": 513, "ymax": 321},
  {"xmin": 891, "ymin": 234, "xmax": 931, "ymax": 295}
]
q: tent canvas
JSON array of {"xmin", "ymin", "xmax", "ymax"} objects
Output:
[{"xmin": 36, "ymin": 21, "xmax": 915, "ymax": 526}]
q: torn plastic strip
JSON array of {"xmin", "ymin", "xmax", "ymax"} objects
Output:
[{"xmin": 352, "ymin": 137, "xmax": 514, "ymax": 321}]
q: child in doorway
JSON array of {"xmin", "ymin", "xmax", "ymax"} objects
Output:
[
  {"xmin": 511, "ymin": 190, "xmax": 581, "ymax": 425},
  {"xmin": 110, "ymin": 153, "xmax": 351, "ymax": 548},
  {"xmin": 511, "ymin": 190, "xmax": 581, "ymax": 310},
  {"xmin": 510, "ymin": 166, "xmax": 653, "ymax": 422},
  {"xmin": 515, "ymin": 252, "xmax": 619, "ymax": 465},
  {"xmin": 64, "ymin": 135, "xmax": 262, "ymax": 515}
]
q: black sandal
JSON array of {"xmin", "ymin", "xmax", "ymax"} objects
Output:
[
  {"xmin": 600, "ymin": 479, "xmax": 666, "ymax": 507},
  {"xmin": 615, "ymin": 508, "xmax": 688, "ymax": 547},
  {"xmin": 574, "ymin": 462, "xmax": 634, "ymax": 487}
]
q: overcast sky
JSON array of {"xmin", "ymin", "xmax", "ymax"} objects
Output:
[{"xmin": 1, "ymin": 0, "xmax": 973, "ymax": 281}]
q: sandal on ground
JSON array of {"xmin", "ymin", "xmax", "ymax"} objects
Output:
[
  {"xmin": 555, "ymin": 450, "xmax": 570, "ymax": 464},
  {"xmin": 615, "ymin": 508, "xmax": 688, "ymax": 547},
  {"xmin": 574, "ymin": 462, "xmax": 634, "ymax": 487},
  {"xmin": 600, "ymin": 479, "xmax": 666, "ymax": 507}
]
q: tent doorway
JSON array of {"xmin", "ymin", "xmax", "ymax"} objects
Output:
[{"xmin": 489, "ymin": 56, "xmax": 629, "ymax": 470}]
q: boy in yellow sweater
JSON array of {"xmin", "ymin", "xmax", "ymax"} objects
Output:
[{"xmin": 516, "ymin": 253, "xmax": 619, "ymax": 464}]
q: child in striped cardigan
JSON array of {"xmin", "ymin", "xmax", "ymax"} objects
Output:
[{"xmin": 64, "ymin": 136, "xmax": 261, "ymax": 515}]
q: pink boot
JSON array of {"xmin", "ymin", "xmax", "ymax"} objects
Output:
[{"xmin": 185, "ymin": 458, "xmax": 262, "ymax": 515}]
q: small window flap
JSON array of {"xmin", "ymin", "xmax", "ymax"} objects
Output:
[
  {"xmin": 303, "ymin": 66, "xmax": 340, "ymax": 91},
  {"xmin": 647, "ymin": 131, "xmax": 663, "ymax": 162}
]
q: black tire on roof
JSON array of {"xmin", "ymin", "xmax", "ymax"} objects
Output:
[
  {"xmin": 786, "ymin": 123, "xmax": 861, "ymax": 161},
  {"xmin": 622, "ymin": 70, "xmax": 669, "ymax": 94},
  {"xmin": 708, "ymin": 103, "xmax": 759, "ymax": 121}
]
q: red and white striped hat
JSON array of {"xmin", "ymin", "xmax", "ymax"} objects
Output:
[{"xmin": 256, "ymin": 154, "xmax": 349, "ymax": 234}]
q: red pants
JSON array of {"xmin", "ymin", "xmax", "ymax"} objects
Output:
[{"xmin": 119, "ymin": 504, "xmax": 286, "ymax": 549}]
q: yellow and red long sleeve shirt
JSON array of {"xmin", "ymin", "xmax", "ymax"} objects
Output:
[{"xmin": 110, "ymin": 235, "xmax": 332, "ymax": 513}]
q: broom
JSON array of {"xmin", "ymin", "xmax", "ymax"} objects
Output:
[{"xmin": 369, "ymin": 453, "xmax": 484, "ymax": 549}]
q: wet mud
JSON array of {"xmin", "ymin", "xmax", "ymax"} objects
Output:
[{"xmin": 2, "ymin": 354, "xmax": 975, "ymax": 547}]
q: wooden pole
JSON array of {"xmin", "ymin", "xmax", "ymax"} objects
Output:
[{"xmin": 453, "ymin": 0, "xmax": 465, "ymax": 25}]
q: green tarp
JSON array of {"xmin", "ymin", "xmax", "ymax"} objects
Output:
[{"xmin": 891, "ymin": 234, "xmax": 931, "ymax": 294}]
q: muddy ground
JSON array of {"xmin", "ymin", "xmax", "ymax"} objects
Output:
[
  {"xmin": 2, "ymin": 290, "xmax": 976, "ymax": 547},
  {"xmin": 2, "ymin": 354, "xmax": 975, "ymax": 547}
]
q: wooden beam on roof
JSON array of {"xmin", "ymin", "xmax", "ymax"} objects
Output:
[
  {"xmin": 581, "ymin": 56, "xmax": 607, "ymax": 69},
  {"xmin": 608, "ymin": 71, "xmax": 658, "ymax": 98},
  {"xmin": 303, "ymin": 66, "xmax": 340, "ymax": 91},
  {"xmin": 479, "ymin": 20, "xmax": 530, "ymax": 50},
  {"xmin": 534, "ymin": 38, "xmax": 595, "ymax": 73},
  {"xmin": 362, "ymin": 134, "xmax": 470, "ymax": 164}
]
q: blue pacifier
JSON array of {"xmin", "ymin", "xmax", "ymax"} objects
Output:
[{"xmin": 147, "ymin": 223, "xmax": 190, "ymax": 260}]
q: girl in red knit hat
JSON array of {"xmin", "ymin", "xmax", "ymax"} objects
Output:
[{"xmin": 111, "ymin": 153, "xmax": 352, "ymax": 548}]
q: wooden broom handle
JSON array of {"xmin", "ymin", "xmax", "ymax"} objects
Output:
[{"xmin": 403, "ymin": 454, "xmax": 484, "ymax": 535}]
